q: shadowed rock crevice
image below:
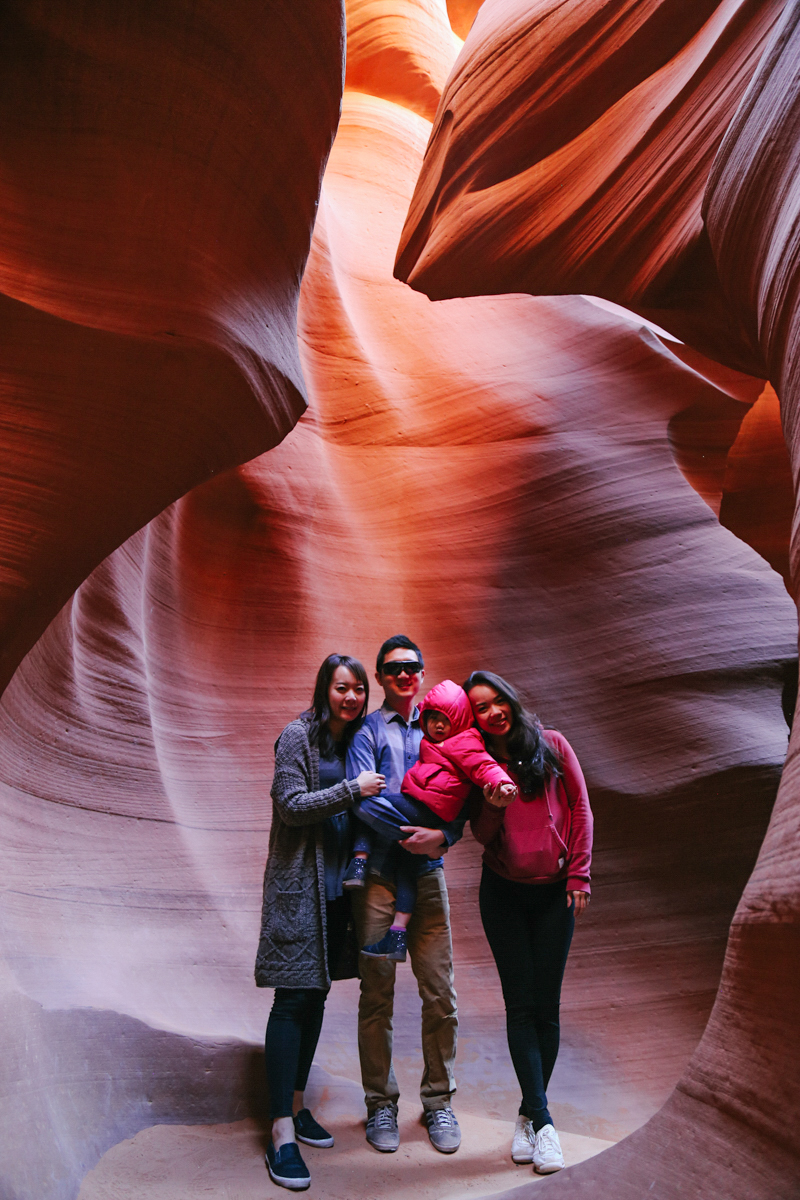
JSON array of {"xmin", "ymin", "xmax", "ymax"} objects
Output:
[{"xmin": 0, "ymin": 994, "xmax": 267, "ymax": 1200}]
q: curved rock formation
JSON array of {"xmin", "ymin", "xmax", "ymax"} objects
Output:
[
  {"xmin": 719, "ymin": 384, "xmax": 794, "ymax": 589},
  {"xmin": 0, "ymin": 0, "xmax": 344, "ymax": 693},
  {"xmin": 345, "ymin": 0, "xmax": 460, "ymax": 119},
  {"xmin": 445, "ymin": 0, "xmax": 485, "ymax": 38},
  {"xmin": 393, "ymin": 0, "xmax": 800, "ymax": 1195},
  {"xmin": 1, "ymin": 19, "xmax": 796, "ymax": 1195},
  {"xmin": 395, "ymin": 0, "xmax": 784, "ymax": 373}
]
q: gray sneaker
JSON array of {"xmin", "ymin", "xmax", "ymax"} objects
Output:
[
  {"xmin": 366, "ymin": 1105, "xmax": 399, "ymax": 1152},
  {"xmin": 424, "ymin": 1106, "xmax": 461, "ymax": 1153}
]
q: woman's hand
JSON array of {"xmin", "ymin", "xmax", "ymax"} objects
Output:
[
  {"xmin": 567, "ymin": 891, "xmax": 589, "ymax": 919},
  {"xmin": 357, "ymin": 771, "xmax": 385, "ymax": 797},
  {"xmin": 483, "ymin": 781, "xmax": 516, "ymax": 808}
]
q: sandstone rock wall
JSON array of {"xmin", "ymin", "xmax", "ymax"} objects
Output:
[
  {"xmin": 396, "ymin": 0, "xmax": 800, "ymax": 1194},
  {"xmin": 0, "ymin": 3, "xmax": 797, "ymax": 1198},
  {"xmin": 0, "ymin": 0, "xmax": 344, "ymax": 693}
]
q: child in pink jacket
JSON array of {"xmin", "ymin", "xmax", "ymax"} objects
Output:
[{"xmin": 345, "ymin": 680, "xmax": 517, "ymax": 960}]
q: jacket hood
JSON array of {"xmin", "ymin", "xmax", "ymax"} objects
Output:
[{"xmin": 419, "ymin": 679, "xmax": 474, "ymax": 736}]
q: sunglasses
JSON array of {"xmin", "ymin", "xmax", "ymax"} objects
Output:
[{"xmin": 381, "ymin": 661, "xmax": 423, "ymax": 677}]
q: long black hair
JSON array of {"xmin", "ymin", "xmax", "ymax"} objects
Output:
[
  {"xmin": 463, "ymin": 670, "xmax": 560, "ymax": 795},
  {"xmin": 303, "ymin": 654, "xmax": 369, "ymax": 757}
]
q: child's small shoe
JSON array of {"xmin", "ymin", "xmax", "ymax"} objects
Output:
[
  {"xmin": 343, "ymin": 857, "xmax": 368, "ymax": 889},
  {"xmin": 361, "ymin": 928, "xmax": 407, "ymax": 962}
]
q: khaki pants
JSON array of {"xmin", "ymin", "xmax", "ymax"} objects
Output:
[{"xmin": 352, "ymin": 868, "xmax": 458, "ymax": 1114}]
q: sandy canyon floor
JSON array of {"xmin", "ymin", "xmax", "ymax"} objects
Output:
[{"xmin": 78, "ymin": 1102, "xmax": 614, "ymax": 1200}]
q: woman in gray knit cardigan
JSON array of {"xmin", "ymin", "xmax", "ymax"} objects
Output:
[{"xmin": 255, "ymin": 653, "xmax": 384, "ymax": 1191}]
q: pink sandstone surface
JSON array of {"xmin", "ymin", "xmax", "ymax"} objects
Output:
[
  {"xmin": 397, "ymin": 0, "xmax": 800, "ymax": 1195},
  {"xmin": 0, "ymin": 2, "xmax": 797, "ymax": 1199}
]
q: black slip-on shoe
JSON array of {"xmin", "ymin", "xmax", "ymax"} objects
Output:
[
  {"xmin": 265, "ymin": 1141, "xmax": 311, "ymax": 1190},
  {"xmin": 293, "ymin": 1108, "xmax": 334, "ymax": 1148}
]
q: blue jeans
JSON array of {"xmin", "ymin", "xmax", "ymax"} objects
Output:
[
  {"xmin": 352, "ymin": 792, "xmax": 456, "ymax": 913},
  {"xmin": 479, "ymin": 867, "xmax": 574, "ymax": 1131}
]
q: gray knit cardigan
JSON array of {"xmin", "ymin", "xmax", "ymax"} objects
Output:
[{"xmin": 254, "ymin": 717, "xmax": 361, "ymax": 989}]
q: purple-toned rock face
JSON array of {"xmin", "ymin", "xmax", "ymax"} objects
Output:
[
  {"xmin": 395, "ymin": 0, "xmax": 800, "ymax": 1194},
  {"xmin": 0, "ymin": 3, "xmax": 798, "ymax": 1199}
]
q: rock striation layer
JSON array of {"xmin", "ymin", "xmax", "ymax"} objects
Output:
[
  {"xmin": 395, "ymin": 0, "xmax": 784, "ymax": 373},
  {"xmin": 345, "ymin": 0, "xmax": 461, "ymax": 119},
  {"xmin": 2, "ymin": 12, "xmax": 797, "ymax": 1199},
  {"xmin": 0, "ymin": 4, "xmax": 798, "ymax": 1200},
  {"xmin": 395, "ymin": 0, "xmax": 800, "ymax": 1195},
  {"xmin": 0, "ymin": 0, "xmax": 344, "ymax": 693}
]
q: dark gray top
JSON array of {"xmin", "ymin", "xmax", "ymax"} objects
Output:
[
  {"xmin": 254, "ymin": 718, "xmax": 360, "ymax": 989},
  {"xmin": 319, "ymin": 749, "xmax": 350, "ymax": 901}
]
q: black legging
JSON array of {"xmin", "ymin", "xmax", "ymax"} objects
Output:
[
  {"xmin": 265, "ymin": 895, "xmax": 350, "ymax": 1118},
  {"xmin": 479, "ymin": 866, "xmax": 574, "ymax": 1131}
]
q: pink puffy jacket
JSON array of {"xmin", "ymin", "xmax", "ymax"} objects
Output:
[
  {"xmin": 402, "ymin": 680, "xmax": 513, "ymax": 821},
  {"xmin": 471, "ymin": 730, "xmax": 593, "ymax": 893}
]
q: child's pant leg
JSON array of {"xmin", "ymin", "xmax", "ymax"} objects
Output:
[
  {"xmin": 395, "ymin": 848, "xmax": 418, "ymax": 914},
  {"xmin": 352, "ymin": 793, "xmax": 420, "ymax": 841},
  {"xmin": 353, "ymin": 792, "xmax": 456, "ymax": 842},
  {"xmin": 352, "ymin": 817, "xmax": 373, "ymax": 856},
  {"xmin": 389, "ymin": 793, "xmax": 459, "ymax": 840}
]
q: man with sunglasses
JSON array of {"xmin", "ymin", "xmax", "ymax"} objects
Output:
[{"xmin": 346, "ymin": 635, "xmax": 462, "ymax": 1155}]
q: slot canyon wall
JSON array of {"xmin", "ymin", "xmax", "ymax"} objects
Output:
[
  {"xmin": 397, "ymin": 0, "xmax": 800, "ymax": 1195},
  {"xmin": 0, "ymin": 1, "xmax": 797, "ymax": 1198}
]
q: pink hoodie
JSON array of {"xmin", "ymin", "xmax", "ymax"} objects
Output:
[{"xmin": 402, "ymin": 680, "xmax": 513, "ymax": 821}]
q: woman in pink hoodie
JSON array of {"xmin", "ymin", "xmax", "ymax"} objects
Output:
[
  {"xmin": 345, "ymin": 679, "xmax": 517, "ymax": 961},
  {"xmin": 465, "ymin": 669, "xmax": 593, "ymax": 1178}
]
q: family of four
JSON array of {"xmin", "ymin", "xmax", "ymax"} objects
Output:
[{"xmin": 254, "ymin": 635, "xmax": 594, "ymax": 1190}]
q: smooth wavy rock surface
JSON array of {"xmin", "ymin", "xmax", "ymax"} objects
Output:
[
  {"xmin": 446, "ymin": 0, "xmax": 485, "ymax": 38},
  {"xmin": 706, "ymin": 0, "xmax": 800, "ymax": 490},
  {"xmin": 345, "ymin": 0, "xmax": 461, "ymax": 119},
  {"xmin": 394, "ymin": 0, "xmax": 800, "ymax": 1195},
  {"xmin": 1, "ymin": 46, "xmax": 795, "ymax": 1199},
  {"xmin": 395, "ymin": 0, "xmax": 784, "ymax": 373},
  {"xmin": 0, "ymin": 0, "xmax": 344, "ymax": 693},
  {"xmin": 719, "ymin": 384, "xmax": 794, "ymax": 588}
]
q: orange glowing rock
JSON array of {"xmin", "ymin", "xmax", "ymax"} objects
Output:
[
  {"xmin": 0, "ymin": 0, "xmax": 344, "ymax": 692},
  {"xmin": 395, "ymin": 0, "xmax": 784, "ymax": 373},
  {"xmin": 345, "ymin": 0, "xmax": 461, "ymax": 119},
  {"xmin": 1, "ymin": 54, "xmax": 795, "ymax": 1198},
  {"xmin": 393, "ymin": 0, "xmax": 800, "ymax": 1194},
  {"xmin": 446, "ymin": 0, "xmax": 484, "ymax": 38},
  {"xmin": 0, "ymin": 4, "xmax": 798, "ymax": 1198}
]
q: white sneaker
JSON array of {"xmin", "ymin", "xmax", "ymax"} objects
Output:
[
  {"xmin": 532, "ymin": 1123, "xmax": 565, "ymax": 1173},
  {"xmin": 511, "ymin": 1115, "xmax": 535, "ymax": 1163}
]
